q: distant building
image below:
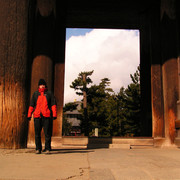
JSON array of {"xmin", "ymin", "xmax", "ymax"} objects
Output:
[{"xmin": 64, "ymin": 101, "xmax": 82, "ymax": 136}]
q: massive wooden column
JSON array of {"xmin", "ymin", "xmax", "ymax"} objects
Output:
[
  {"xmin": 54, "ymin": 63, "xmax": 64, "ymax": 138},
  {"xmin": 0, "ymin": 0, "xmax": 29, "ymax": 148},
  {"xmin": 160, "ymin": 0, "xmax": 178, "ymax": 145},
  {"xmin": 28, "ymin": 55, "xmax": 53, "ymax": 144},
  {"xmin": 176, "ymin": 57, "xmax": 180, "ymax": 132},
  {"xmin": 174, "ymin": 0, "xmax": 180, "ymax": 145},
  {"xmin": 53, "ymin": 1, "xmax": 66, "ymax": 139},
  {"xmin": 140, "ymin": 22, "xmax": 152, "ymax": 137},
  {"xmin": 149, "ymin": 5, "xmax": 165, "ymax": 141},
  {"xmin": 28, "ymin": 0, "xmax": 65, "ymax": 146},
  {"xmin": 27, "ymin": 0, "xmax": 59, "ymax": 145}
]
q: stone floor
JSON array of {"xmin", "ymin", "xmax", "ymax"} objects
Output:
[{"xmin": 0, "ymin": 147, "xmax": 180, "ymax": 180}]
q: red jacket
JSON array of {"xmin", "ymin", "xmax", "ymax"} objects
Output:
[{"xmin": 28, "ymin": 88, "xmax": 57, "ymax": 118}]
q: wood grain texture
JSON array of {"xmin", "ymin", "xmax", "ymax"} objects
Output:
[{"xmin": 0, "ymin": 0, "xmax": 28, "ymax": 148}]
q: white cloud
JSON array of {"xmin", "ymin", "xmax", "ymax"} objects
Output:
[{"xmin": 64, "ymin": 29, "xmax": 140, "ymax": 104}]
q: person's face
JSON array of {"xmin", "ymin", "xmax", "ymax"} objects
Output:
[{"xmin": 39, "ymin": 85, "xmax": 45, "ymax": 89}]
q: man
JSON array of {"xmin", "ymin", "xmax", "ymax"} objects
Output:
[{"xmin": 28, "ymin": 79, "xmax": 57, "ymax": 154}]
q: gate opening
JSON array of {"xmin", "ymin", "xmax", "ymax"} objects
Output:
[{"xmin": 64, "ymin": 28, "xmax": 142, "ymax": 137}]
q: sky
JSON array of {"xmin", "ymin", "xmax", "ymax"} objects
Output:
[{"xmin": 64, "ymin": 28, "xmax": 140, "ymax": 104}]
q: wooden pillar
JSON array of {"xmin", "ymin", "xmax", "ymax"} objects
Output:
[
  {"xmin": 175, "ymin": 0, "xmax": 180, "ymax": 147},
  {"xmin": 151, "ymin": 64, "xmax": 164, "ymax": 138},
  {"xmin": 140, "ymin": 22, "xmax": 152, "ymax": 137},
  {"xmin": 28, "ymin": 55, "xmax": 53, "ymax": 144},
  {"xmin": 160, "ymin": 0, "xmax": 178, "ymax": 145},
  {"xmin": 149, "ymin": 4, "xmax": 165, "ymax": 139},
  {"xmin": 31, "ymin": 55, "xmax": 53, "ymax": 94},
  {"xmin": 28, "ymin": 0, "xmax": 57, "ymax": 145},
  {"xmin": 54, "ymin": 63, "xmax": 64, "ymax": 137},
  {"xmin": 175, "ymin": 0, "xmax": 180, "ymax": 134},
  {"xmin": 0, "ymin": 0, "xmax": 29, "ymax": 148},
  {"xmin": 53, "ymin": 1, "xmax": 66, "ymax": 138}
]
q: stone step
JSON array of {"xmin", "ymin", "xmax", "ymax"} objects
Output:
[
  {"xmin": 130, "ymin": 145, "xmax": 154, "ymax": 149},
  {"xmin": 49, "ymin": 137, "xmax": 154, "ymax": 148},
  {"xmin": 109, "ymin": 144, "xmax": 130, "ymax": 149},
  {"xmin": 87, "ymin": 144, "xmax": 110, "ymax": 149},
  {"xmin": 112, "ymin": 137, "xmax": 154, "ymax": 146}
]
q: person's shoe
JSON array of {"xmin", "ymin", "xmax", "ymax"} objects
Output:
[
  {"xmin": 42, "ymin": 149, "xmax": 46, "ymax": 152},
  {"xmin": 45, "ymin": 150, "xmax": 50, "ymax": 154},
  {"xmin": 35, "ymin": 150, "xmax": 41, "ymax": 154}
]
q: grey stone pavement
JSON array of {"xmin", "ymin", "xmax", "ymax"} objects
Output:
[{"xmin": 1, "ymin": 147, "xmax": 180, "ymax": 180}]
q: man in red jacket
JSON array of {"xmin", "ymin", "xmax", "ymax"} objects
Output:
[{"xmin": 28, "ymin": 79, "xmax": 57, "ymax": 154}]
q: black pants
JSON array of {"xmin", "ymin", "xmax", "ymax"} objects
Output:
[{"xmin": 34, "ymin": 117, "xmax": 52, "ymax": 151}]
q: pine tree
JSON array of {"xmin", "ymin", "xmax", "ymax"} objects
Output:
[
  {"xmin": 70, "ymin": 70, "xmax": 94, "ymax": 96},
  {"xmin": 117, "ymin": 65, "xmax": 141, "ymax": 136},
  {"xmin": 70, "ymin": 70, "xmax": 94, "ymax": 135},
  {"xmin": 87, "ymin": 78, "xmax": 115, "ymax": 137},
  {"xmin": 62, "ymin": 102, "xmax": 77, "ymax": 136},
  {"xmin": 70, "ymin": 66, "xmax": 141, "ymax": 137}
]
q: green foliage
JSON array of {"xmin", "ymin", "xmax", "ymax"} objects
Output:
[
  {"xmin": 87, "ymin": 78, "xmax": 115, "ymax": 137},
  {"xmin": 62, "ymin": 102, "xmax": 77, "ymax": 136},
  {"xmin": 70, "ymin": 70, "xmax": 94, "ymax": 96},
  {"xmin": 62, "ymin": 116, "xmax": 72, "ymax": 136},
  {"xmin": 63, "ymin": 102, "xmax": 78, "ymax": 112},
  {"xmin": 69, "ymin": 66, "xmax": 141, "ymax": 137},
  {"xmin": 117, "ymin": 65, "xmax": 141, "ymax": 136}
]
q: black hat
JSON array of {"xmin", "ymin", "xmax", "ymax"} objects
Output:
[{"xmin": 38, "ymin": 79, "xmax": 47, "ymax": 86}]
